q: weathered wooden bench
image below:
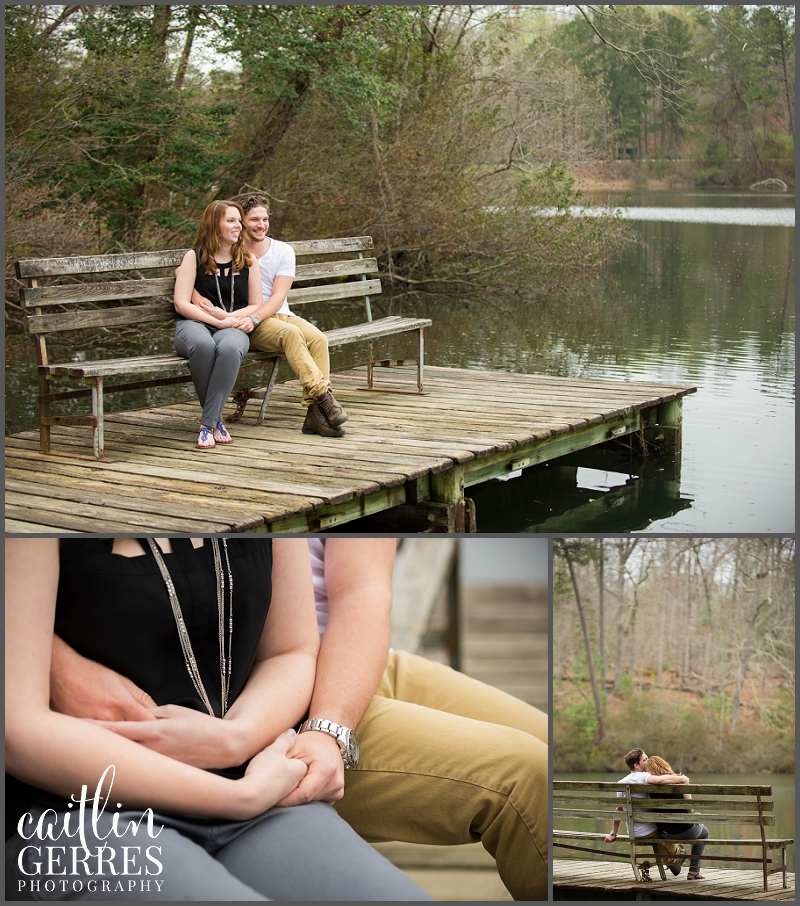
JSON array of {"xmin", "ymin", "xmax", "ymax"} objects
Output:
[
  {"xmin": 391, "ymin": 538, "xmax": 462, "ymax": 670},
  {"xmin": 553, "ymin": 780, "xmax": 794, "ymax": 891},
  {"xmin": 16, "ymin": 237, "xmax": 432, "ymax": 459}
]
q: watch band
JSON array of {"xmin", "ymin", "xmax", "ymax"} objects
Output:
[
  {"xmin": 249, "ymin": 314, "xmax": 261, "ymax": 327},
  {"xmin": 298, "ymin": 718, "xmax": 359, "ymax": 769}
]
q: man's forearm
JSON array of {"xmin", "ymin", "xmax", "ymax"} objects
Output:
[
  {"xmin": 647, "ymin": 773, "xmax": 689, "ymax": 784},
  {"xmin": 307, "ymin": 539, "xmax": 395, "ymax": 728}
]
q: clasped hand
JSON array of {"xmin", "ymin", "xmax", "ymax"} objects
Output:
[{"xmin": 194, "ymin": 297, "xmax": 254, "ymax": 333}]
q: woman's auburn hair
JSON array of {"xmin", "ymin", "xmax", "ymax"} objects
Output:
[
  {"xmin": 646, "ymin": 755, "xmax": 679, "ymax": 776},
  {"xmin": 194, "ymin": 200, "xmax": 251, "ymax": 275}
]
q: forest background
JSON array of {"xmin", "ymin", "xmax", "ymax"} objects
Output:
[
  {"xmin": 5, "ymin": 3, "xmax": 795, "ymax": 332},
  {"xmin": 553, "ymin": 538, "xmax": 795, "ymax": 773}
]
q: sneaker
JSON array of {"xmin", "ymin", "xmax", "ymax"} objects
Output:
[{"xmin": 668, "ymin": 844, "xmax": 687, "ymax": 876}]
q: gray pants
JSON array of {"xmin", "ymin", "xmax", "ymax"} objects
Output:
[
  {"xmin": 174, "ymin": 320, "xmax": 250, "ymax": 428},
  {"xmin": 6, "ymin": 800, "xmax": 431, "ymax": 901},
  {"xmin": 660, "ymin": 823, "xmax": 709, "ymax": 874}
]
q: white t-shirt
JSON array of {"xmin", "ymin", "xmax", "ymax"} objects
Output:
[
  {"xmin": 308, "ymin": 538, "xmax": 328, "ymax": 637},
  {"xmin": 256, "ymin": 238, "xmax": 295, "ymax": 316},
  {"xmin": 617, "ymin": 772, "xmax": 656, "ymax": 838}
]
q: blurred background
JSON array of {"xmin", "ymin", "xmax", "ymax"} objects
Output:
[{"xmin": 371, "ymin": 537, "xmax": 548, "ymax": 900}]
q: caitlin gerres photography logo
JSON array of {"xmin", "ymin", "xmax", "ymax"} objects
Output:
[{"xmin": 15, "ymin": 766, "xmax": 165, "ymax": 896}]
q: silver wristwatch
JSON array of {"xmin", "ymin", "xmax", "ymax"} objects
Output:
[
  {"xmin": 298, "ymin": 718, "xmax": 359, "ymax": 769},
  {"xmin": 249, "ymin": 314, "xmax": 261, "ymax": 327}
]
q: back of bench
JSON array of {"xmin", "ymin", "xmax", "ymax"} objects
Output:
[
  {"xmin": 17, "ymin": 237, "xmax": 381, "ymax": 365},
  {"xmin": 554, "ymin": 781, "xmax": 775, "ymax": 835}
]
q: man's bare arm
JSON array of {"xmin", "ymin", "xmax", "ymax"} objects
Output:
[{"xmin": 647, "ymin": 773, "xmax": 690, "ymax": 784}]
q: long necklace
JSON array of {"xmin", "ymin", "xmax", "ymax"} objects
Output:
[
  {"xmin": 148, "ymin": 538, "xmax": 234, "ymax": 717},
  {"xmin": 213, "ymin": 261, "xmax": 235, "ymax": 313}
]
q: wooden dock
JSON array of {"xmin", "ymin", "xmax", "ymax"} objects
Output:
[
  {"xmin": 5, "ymin": 365, "xmax": 695, "ymax": 533},
  {"xmin": 554, "ymin": 859, "xmax": 795, "ymax": 901}
]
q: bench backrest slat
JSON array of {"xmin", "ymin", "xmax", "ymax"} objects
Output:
[
  {"xmin": 16, "ymin": 250, "xmax": 188, "ymax": 279},
  {"xmin": 553, "ymin": 781, "xmax": 773, "ymax": 796},
  {"xmin": 287, "ymin": 278, "xmax": 382, "ymax": 307},
  {"xmin": 28, "ymin": 302, "xmax": 176, "ymax": 335},
  {"xmin": 21, "ymin": 259, "xmax": 379, "ymax": 308},
  {"xmin": 15, "ymin": 236, "xmax": 375, "ymax": 279},
  {"xmin": 22, "ymin": 278, "xmax": 176, "ymax": 308}
]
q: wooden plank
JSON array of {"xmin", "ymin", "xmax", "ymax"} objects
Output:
[
  {"xmin": 16, "ymin": 249, "xmax": 189, "ymax": 278},
  {"xmin": 28, "ymin": 301, "xmax": 175, "ymax": 334},
  {"xmin": 290, "ymin": 236, "xmax": 373, "ymax": 256},
  {"xmin": 554, "ymin": 781, "xmax": 773, "ymax": 795},
  {"xmin": 286, "ymin": 278, "xmax": 382, "ymax": 305},
  {"xmin": 22, "ymin": 277, "xmax": 176, "ymax": 307},
  {"xmin": 391, "ymin": 539, "xmax": 457, "ymax": 652},
  {"xmin": 294, "ymin": 257, "xmax": 378, "ymax": 282}
]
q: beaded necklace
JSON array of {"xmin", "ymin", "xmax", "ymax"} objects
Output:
[{"xmin": 148, "ymin": 538, "xmax": 234, "ymax": 717}]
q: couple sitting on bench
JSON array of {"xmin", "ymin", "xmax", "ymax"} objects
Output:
[
  {"xmin": 605, "ymin": 747, "xmax": 709, "ymax": 880},
  {"xmin": 173, "ymin": 195, "xmax": 349, "ymax": 449}
]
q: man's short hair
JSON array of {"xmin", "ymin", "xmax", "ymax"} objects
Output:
[
  {"xmin": 624, "ymin": 748, "xmax": 645, "ymax": 772},
  {"xmin": 233, "ymin": 194, "xmax": 270, "ymax": 215}
]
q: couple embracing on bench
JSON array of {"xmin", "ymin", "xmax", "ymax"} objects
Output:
[
  {"xmin": 605, "ymin": 747, "xmax": 709, "ymax": 880},
  {"xmin": 173, "ymin": 195, "xmax": 349, "ymax": 449}
]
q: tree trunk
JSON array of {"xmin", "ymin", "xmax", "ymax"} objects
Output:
[
  {"xmin": 564, "ymin": 545, "xmax": 605, "ymax": 742},
  {"xmin": 174, "ymin": 6, "xmax": 201, "ymax": 90}
]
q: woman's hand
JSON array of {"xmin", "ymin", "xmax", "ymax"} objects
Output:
[
  {"xmin": 91, "ymin": 704, "xmax": 246, "ymax": 769},
  {"xmin": 240, "ymin": 730, "xmax": 309, "ymax": 813}
]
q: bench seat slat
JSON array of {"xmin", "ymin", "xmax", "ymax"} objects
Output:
[
  {"xmin": 325, "ymin": 316, "xmax": 431, "ymax": 346},
  {"xmin": 41, "ymin": 350, "xmax": 279, "ymax": 379}
]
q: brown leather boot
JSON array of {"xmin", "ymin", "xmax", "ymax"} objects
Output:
[
  {"xmin": 302, "ymin": 402, "xmax": 346, "ymax": 437},
  {"xmin": 315, "ymin": 390, "xmax": 349, "ymax": 428}
]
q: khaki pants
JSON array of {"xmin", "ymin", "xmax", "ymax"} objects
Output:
[
  {"xmin": 333, "ymin": 650, "xmax": 549, "ymax": 901},
  {"xmin": 249, "ymin": 314, "xmax": 330, "ymax": 406},
  {"xmin": 636, "ymin": 828, "xmax": 683, "ymax": 864}
]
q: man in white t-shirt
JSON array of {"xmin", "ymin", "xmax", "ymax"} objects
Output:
[
  {"xmin": 605, "ymin": 747, "xmax": 687, "ymax": 873},
  {"xmin": 235, "ymin": 194, "xmax": 349, "ymax": 437}
]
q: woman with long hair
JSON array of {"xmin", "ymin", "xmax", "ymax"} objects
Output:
[
  {"xmin": 173, "ymin": 200, "xmax": 262, "ymax": 449},
  {"xmin": 646, "ymin": 755, "xmax": 709, "ymax": 880},
  {"xmin": 4, "ymin": 537, "xmax": 430, "ymax": 901}
]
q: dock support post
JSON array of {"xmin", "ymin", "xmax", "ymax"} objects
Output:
[
  {"xmin": 431, "ymin": 464, "xmax": 466, "ymax": 533},
  {"xmin": 657, "ymin": 398, "xmax": 683, "ymax": 454}
]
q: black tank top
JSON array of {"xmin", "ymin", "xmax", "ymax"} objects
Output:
[
  {"xmin": 6, "ymin": 538, "xmax": 273, "ymax": 837},
  {"xmin": 192, "ymin": 257, "xmax": 251, "ymax": 313}
]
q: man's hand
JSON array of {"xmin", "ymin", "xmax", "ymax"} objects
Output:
[
  {"xmin": 275, "ymin": 729, "xmax": 345, "ymax": 807},
  {"xmin": 50, "ymin": 636, "xmax": 156, "ymax": 721},
  {"xmin": 91, "ymin": 704, "xmax": 245, "ymax": 770},
  {"xmin": 604, "ymin": 833, "xmax": 617, "ymax": 843}
]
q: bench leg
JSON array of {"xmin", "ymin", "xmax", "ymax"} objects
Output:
[
  {"xmin": 417, "ymin": 328, "xmax": 425, "ymax": 393},
  {"xmin": 256, "ymin": 358, "xmax": 281, "ymax": 426},
  {"xmin": 91, "ymin": 377, "xmax": 104, "ymax": 460},
  {"xmin": 367, "ymin": 340, "xmax": 374, "ymax": 389},
  {"xmin": 39, "ymin": 373, "xmax": 52, "ymax": 454},
  {"xmin": 652, "ymin": 843, "xmax": 667, "ymax": 880},
  {"xmin": 629, "ymin": 842, "xmax": 641, "ymax": 882}
]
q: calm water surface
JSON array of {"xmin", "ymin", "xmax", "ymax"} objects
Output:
[
  {"xmin": 6, "ymin": 190, "xmax": 794, "ymax": 533},
  {"xmin": 554, "ymin": 772, "xmax": 795, "ymax": 872}
]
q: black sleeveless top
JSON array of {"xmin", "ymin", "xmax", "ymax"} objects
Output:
[
  {"xmin": 649, "ymin": 789, "xmax": 693, "ymax": 833},
  {"xmin": 6, "ymin": 538, "xmax": 272, "ymax": 838},
  {"xmin": 190, "ymin": 254, "xmax": 251, "ymax": 316}
]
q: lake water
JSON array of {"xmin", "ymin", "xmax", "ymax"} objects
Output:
[
  {"xmin": 5, "ymin": 189, "xmax": 794, "ymax": 533},
  {"xmin": 379, "ymin": 189, "xmax": 795, "ymax": 533},
  {"xmin": 554, "ymin": 772, "xmax": 795, "ymax": 872}
]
